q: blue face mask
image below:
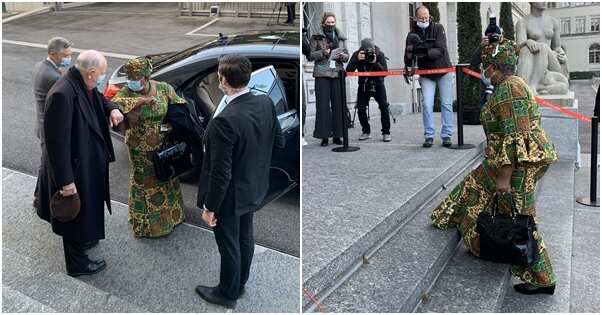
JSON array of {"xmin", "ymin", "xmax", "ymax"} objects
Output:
[
  {"xmin": 127, "ymin": 80, "xmax": 143, "ymax": 92},
  {"xmin": 60, "ymin": 57, "xmax": 71, "ymax": 67},
  {"xmin": 96, "ymin": 73, "xmax": 106, "ymax": 88}
]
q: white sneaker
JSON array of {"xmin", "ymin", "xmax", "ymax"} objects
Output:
[
  {"xmin": 302, "ymin": 137, "xmax": 308, "ymax": 146},
  {"xmin": 358, "ymin": 133, "xmax": 371, "ymax": 140},
  {"xmin": 383, "ymin": 134, "xmax": 392, "ymax": 142}
]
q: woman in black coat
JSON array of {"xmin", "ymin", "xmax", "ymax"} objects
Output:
[
  {"xmin": 307, "ymin": 12, "xmax": 349, "ymax": 146},
  {"xmin": 35, "ymin": 50, "xmax": 123, "ymax": 276}
]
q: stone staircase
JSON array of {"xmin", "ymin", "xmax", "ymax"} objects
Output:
[
  {"xmin": 307, "ymin": 157, "xmax": 597, "ymax": 313},
  {"xmin": 2, "ymin": 168, "xmax": 299, "ymax": 313}
]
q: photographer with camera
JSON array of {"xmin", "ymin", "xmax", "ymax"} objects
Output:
[
  {"xmin": 308, "ymin": 12, "xmax": 350, "ymax": 147},
  {"xmin": 470, "ymin": 8, "xmax": 504, "ymax": 108},
  {"xmin": 404, "ymin": 6, "xmax": 454, "ymax": 148},
  {"xmin": 346, "ymin": 38, "xmax": 391, "ymax": 142}
]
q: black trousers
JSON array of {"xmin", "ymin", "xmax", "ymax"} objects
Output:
[
  {"xmin": 356, "ymin": 86, "xmax": 391, "ymax": 135},
  {"xmin": 285, "ymin": 3, "xmax": 295, "ymax": 22},
  {"xmin": 214, "ymin": 212, "xmax": 254, "ymax": 300},
  {"xmin": 313, "ymin": 77, "xmax": 343, "ymax": 139},
  {"xmin": 63, "ymin": 237, "xmax": 90, "ymax": 272}
]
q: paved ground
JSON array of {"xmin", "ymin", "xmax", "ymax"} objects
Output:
[
  {"xmin": 2, "ymin": 2, "xmax": 300, "ymax": 256},
  {"xmin": 2, "ymin": 168, "xmax": 300, "ymax": 313}
]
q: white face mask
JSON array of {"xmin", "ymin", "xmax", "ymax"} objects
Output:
[{"xmin": 417, "ymin": 21, "xmax": 430, "ymax": 29}]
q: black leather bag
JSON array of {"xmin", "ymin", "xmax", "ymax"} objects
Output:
[
  {"xmin": 476, "ymin": 194, "xmax": 539, "ymax": 266},
  {"xmin": 152, "ymin": 139, "xmax": 192, "ymax": 182}
]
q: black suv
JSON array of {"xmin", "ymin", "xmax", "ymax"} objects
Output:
[{"xmin": 104, "ymin": 31, "xmax": 300, "ymax": 205}]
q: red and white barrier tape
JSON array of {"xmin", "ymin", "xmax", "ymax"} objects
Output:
[
  {"xmin": 302, "ymin": 288, "xmax": 326, "ymax": 313},
  {"xmin": 344, "ymin": 67, "xmax": 592, "ymax": 123},
  {"xmin": 460, "ymin": 67, "xmax": 592, "ymax": 123}
]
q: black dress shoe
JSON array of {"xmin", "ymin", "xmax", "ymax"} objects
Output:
[
  {"xmin": 320, "ymin": 138, "xmax": 328, "ymax": 146},
  {"xmin": 195, "ymin": 285, "xmax": 236, "ymax": 309},
  {"xmin": 82, "ymin": 240, "xmax": 99, "ymax": 250},
  {"xmin": 423, "ymin": 138, "xmax": 434, "ymax": 148},
  {"xmin": 513, "ymin": 283, "xmax": 555, "ymax": 295},
  {"xmin": 67, "ymin": 259, "xmax": 106, "ymax": 277},
  {"xmin": 442, "ymin": 137, "xmax": 452, "ymax": 147},
  {"xmin": 332, "ymin": 137, "xmax": 342, "ymax": 145}
]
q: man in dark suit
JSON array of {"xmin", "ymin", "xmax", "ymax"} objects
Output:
[
  {"xmin": 32, "ymin": 37, "xmax": 72, "ymax": 211},
  {"xmin": 35, "ymin": 50, "xmax": 123, "ymax": 277},
  {"xmin": 195, "ymin": 54, "xmax": 283, "ymax": 308}
]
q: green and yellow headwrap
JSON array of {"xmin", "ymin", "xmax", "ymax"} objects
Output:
[
  {"xmin": 481, "ymin": 39, "xmax": 520, "ymax": 68},
  {"xmin": 123, "ymin": 56, "xmax": 153, "ymax": 78}
]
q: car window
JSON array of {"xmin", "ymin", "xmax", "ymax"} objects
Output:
[{"xmin": 248, "ymin": 66, "xmax": 288, "ymax": 115}]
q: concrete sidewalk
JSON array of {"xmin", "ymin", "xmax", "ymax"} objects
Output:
[{"xmin": 2, "ymin": 168, "xmax": 300, "ymax": 313}]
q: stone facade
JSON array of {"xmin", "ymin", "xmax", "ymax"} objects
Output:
[
  {"xmin": 303, "ymin": 2, "xmax": 530, "ymax": 115},
  {"xmin": 544, "ymin": 2, "xmax": 600, "ymax": 75}
]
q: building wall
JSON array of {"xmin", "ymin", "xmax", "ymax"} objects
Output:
[
  {"xmin": 4, "ymin": 2, "xmax": 47, "ymax": 13},
  {"xmin": 543, "ymin": 2, "xmax": 600, "ymax": 73},
  {"xmin": 302, "ymin": 2, "xmax": 533, "ymax": 116}
]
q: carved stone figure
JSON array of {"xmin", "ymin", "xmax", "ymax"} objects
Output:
[{"xmin": 515, "ymin": 2, "xmax": 569, "ymax": 95}]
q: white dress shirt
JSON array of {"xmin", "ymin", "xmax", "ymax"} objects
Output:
[{"xmin": 212, "ymin": 88, "xmax": 250, "ymax": 118}]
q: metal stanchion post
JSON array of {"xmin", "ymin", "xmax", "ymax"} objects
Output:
[
  {"xmin": 450, "ymin": 64, "xmax": 476, "ymax": 150},
  {"xmin": 577, "ymin": 87, "xmax": 600, "ymax": 207},
  {"xmin": 333, "ymin": 70, "xmax": 360, "ymax": 153}
]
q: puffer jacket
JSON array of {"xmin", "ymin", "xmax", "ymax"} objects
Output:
[{"xmin": 307, "ymin": 27, "xmax": 349, "ymax": 78}]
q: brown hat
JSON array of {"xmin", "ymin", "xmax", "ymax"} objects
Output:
[{"xmin": 50, "ymin": 192, "xmax": 81, "ymax": 222}]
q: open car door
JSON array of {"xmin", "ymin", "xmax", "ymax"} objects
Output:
[{"xmin": 245, "ymin": 66, "xmax": 300, "ymax": 208}]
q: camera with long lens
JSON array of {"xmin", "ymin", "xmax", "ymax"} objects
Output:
[
  {"xmin": 364, "ymin": 47, "xmax": 376, "ymax": 62},
  {"xmin": 485, "ymin": 8, "xmax": 502, "ymax": 44}
]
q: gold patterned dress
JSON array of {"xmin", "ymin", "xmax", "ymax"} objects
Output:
[
  {"xmin": 430, "ymin": 76, "xmax": 558, "ymax": 287},
  {"xmin": 112, "ymin": 81, "xmax": 186, "ymax": 237}
]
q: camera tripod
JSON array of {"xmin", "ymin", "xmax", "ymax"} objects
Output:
[{"xmin": 267, "ymin": 2, "xmax": 284, "ymax": 26}]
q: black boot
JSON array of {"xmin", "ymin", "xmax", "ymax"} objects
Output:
[
  {"xmin": 513, "ymin": 283, "xmax": 555, "ymax": 295},
  {"xmin": 333, "ymin": 137, "xmax": 342, "ymax": 145},
  {"xmin": 320, "ymin": 138, "xmax": 328, "ymax": 146}
]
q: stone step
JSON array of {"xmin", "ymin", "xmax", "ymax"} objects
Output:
[
  {"xmin": 416, "ymin": 161, "xmax": 575, "ymax": 313},
  {"xmin": 500, "ymin": 161, "xmax": 576, "ymax": 313},
  {"xmin": 303, "ymin": 142, "xmax": 483, "ymax": 311},
  {"xmin": 569, "ymin": 157, "xmax": 600, "ymax": 313},
  {"xmin": 317, "ymin": 152, "xmax": 481, "ymax": 312},
  {"xmin": 302, "ymin": 140, "xmax": 486, "ymax": 310},
  {"xmin": 2, "ymin": 286, "xmax": 56, "ymax": 313},
  {"xmin": 3, "ymin": 247, "xmax": 144, "ymax": 312},
  {"xmin": 302, "ymin": 113, "xmax": 487, "ymax": 309},
  {"xmin": 2, "ymin": 168, "xmax": 300, "ymax": 313}
]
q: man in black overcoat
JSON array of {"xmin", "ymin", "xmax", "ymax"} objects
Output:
[
  {"xmin": 195, "ymin": 54, "xmax": 284, "ymax": 308},
  {"xmin": 35, "ymin": 50, "xmax": 124, "ymax": 277}
]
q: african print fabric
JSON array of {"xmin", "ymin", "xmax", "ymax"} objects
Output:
[
  {"xmin": 112, "ymin": 81, "xmax": 187, "ymax": 238},
  {"xmin": 430, "ymin": 75, "xmax": 557, "ymax": 287}
]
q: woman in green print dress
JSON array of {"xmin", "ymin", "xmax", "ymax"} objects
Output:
[
  {"xmin": 430, "ymin": 39, "xmax": 558, "ymax": 295},
  {"xmin": 112, "ymin": 57, "xmax": 185, "ymax": 238}
]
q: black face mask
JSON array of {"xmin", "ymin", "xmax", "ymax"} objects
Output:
[{"xmin": 323, "ymin": 25, "xmax": 335, "ymax": 32}]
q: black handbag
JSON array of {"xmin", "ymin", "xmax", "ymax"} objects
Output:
[
  {"xmin": 152, "ymin": 137, "xmax": 193, "ymax": 182},
  {"xmin": 476, "ymin": 193, "xmax": 539, "ymax": 266}
]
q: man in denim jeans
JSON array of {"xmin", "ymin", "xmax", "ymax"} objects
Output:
[{"xmin": 404, "ymin": 6, "xmax": 454, "ymax": 148}]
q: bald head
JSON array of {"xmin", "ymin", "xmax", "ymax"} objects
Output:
[
  {"xmin": 75, "ymin": 50, "xmax": 107, "ymax": 73},
  {"xmin": 75, "ymin": 50, "xmax": 108, "ymax": 90},
  {"xmin": 416, "ymin": 6, "xmax": 429, "ymax": 16}
]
